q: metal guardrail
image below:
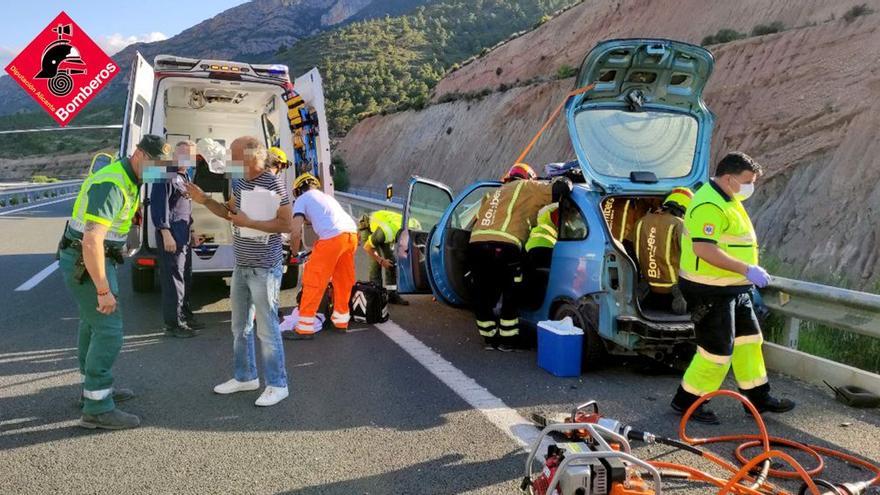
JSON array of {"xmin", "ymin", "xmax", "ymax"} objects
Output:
[
  {"xmin": 0, "ymin": 180, "xmax": 82, "ymax": 208},
  {"xmin": 761, "ymin": 276, "xmax": 880, "ymax": 348}
]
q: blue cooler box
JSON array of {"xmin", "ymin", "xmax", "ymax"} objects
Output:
[{"xmin": 537, "ymin": 319, "xmax": 583, "ymax": 377}]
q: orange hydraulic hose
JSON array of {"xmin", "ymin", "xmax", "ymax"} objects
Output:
[
  {"xmin": 512, "ymin": 84, "xmax": 594, "ymax": 166},
  {"xmin": 643, "ymin": 389, "xmax": 880, "ymax": 494}
]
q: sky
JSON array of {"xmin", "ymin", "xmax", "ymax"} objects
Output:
[{"xmin": 1, "ymin": 1, "xmax": 249, "ymax": 70}]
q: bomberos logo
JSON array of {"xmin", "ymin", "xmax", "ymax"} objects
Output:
[{"xmin": 5, "ymin": 11, "xmax": 119, "ymax": 126}]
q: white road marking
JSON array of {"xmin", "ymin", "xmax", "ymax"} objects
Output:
[
  {"xmin": 376, "ymin": 320, "xmax": 551, "ymax": 453},
  {"xmin": 14, "ymin": 261, "xmax": 59, "ymax": 291},
  {"xmin": 0, "ymin": 194, "xmax": 76, "ymax": 216}
]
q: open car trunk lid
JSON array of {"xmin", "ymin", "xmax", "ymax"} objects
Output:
[{"xmin": 566, "ymin": 39, "xmax": 715, "ymax": 194}]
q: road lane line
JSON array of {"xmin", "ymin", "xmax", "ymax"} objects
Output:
[
  {"xmin": 0, "ymin": 195, "xmax": 76, "ymax": 216},
  {"xmin": 14, "ymin": 261, "xmax": 59, "ymax": 291},
  {"xmin": 376, "ymin": 320, "xmax": 550, "ymax": 452}
]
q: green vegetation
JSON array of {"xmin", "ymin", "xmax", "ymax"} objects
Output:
[
  {"xmin": 701, "ymin": 28, "xmax": 746, "ymax": 46},
  {"xmin": 275, "ymin": 0, "xmax": 577, "ymax": 133},
  {"xmin": 556, "ymin": 64, "xmax": 578, "ymax": 80},
  {"xmin": 30, "ymin": 175, "xmax": 59, "ymax": 183},
  {"xmin": 843, "ymin": 4, "xmax": 874, "ymax": 22},
  {"xmin": 761, "ymin": 253, "xmax": 880, "ymax": 373},
  {"xmin": 750, "ymin": 21, "xmax": 785, "ymax": 37},
  {"xmin": 0, "ymin": 103, "xmax": 122, "ymax": 158},
  {"xmin": 331, "ymin": 155, "xmax": 350, "ymax": 192}
]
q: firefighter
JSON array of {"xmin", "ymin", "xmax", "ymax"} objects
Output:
[
  {"xmin": 670, "ymin": 152, "xmax": 794, "ymax": 424},
  {"xmin": 523, "ymin": 202, "xmax": 558, "ymax": 298},
  {"xmin": 468, "ymin": 163, "xmax": 571, "ymax": 351},
  {"xmin": 633, "ymin": 187, "xmax": 693, "ymax": 315},
  {"xmin": 357, "ymin": 210, "xmax": 412, "ymax": 305},
  {"xmin": 289, "ymin": 173, "xmax": 358, "ymax": 337},
  {"xmin": 58, "ymin": 134, "xmax": 170, "ymax": 430}
]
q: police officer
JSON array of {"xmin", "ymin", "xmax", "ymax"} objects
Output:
[
  {"xmin": 634, "ymin": 187, "xmax": 692, "ymax": 315},
  {"xmin": 59, "ymin": 135, "xmax": 170, "ymax": 430},
  {"xmin": 357, "ymin": 210, "xmax": 412, "ymax": 305},
  {"xmin": 670, "ymin": 152, "xmax": 794, "ymax": 424},
  {"xmin": 151, "ymin": 140, "xmax": 204, "ymax": 338},
  {"xmin": 468, "ymin": 163, "xmax": 570, "ymax": 351}
]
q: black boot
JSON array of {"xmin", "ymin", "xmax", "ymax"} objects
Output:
[
  {"xmin": 388, "ymin": 291, "xmax": 409, "ymax": 306},
  {"xmin": 671, "ymin": 386, "xmax": 720, "ymax": 425},
  {"xmin": 79, "ymin": 408, "xmax": 141, "ymax": 430},
  {"xmin": 742, "ymin": 384, "xmax": 795, "ymax": 414}
]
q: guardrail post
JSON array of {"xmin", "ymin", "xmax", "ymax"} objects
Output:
[{"xmin": 781, "ymin": 316, "xmax": 801, "ymax": 349}]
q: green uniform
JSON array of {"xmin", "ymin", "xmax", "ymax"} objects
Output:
[
  {"xmin": 59, "ymin": 158, "xmax": 139, "ymax": 415},
  {"xmin": 676, "ymin": 180, "xmax": 766, "ymax": 399}
]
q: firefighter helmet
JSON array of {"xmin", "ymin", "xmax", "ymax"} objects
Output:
[
  {"xmin": 502, "ymin": 163, "xmax": 536, "ymax": 183},
  {"xmin": 664, "ymin": 187, "xmax": 693, "ymax": 211},
  {"xmin": 293, "ymin": 173, "xmax": 320, "ymax": 197}
]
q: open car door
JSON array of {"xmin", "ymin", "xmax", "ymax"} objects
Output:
[
  {"xmin": 396, "ymin": 177, "xmax": 453, "ymax": 294},
  {"xmin": 119, "ymin": 52, "xmax": 154, "ymax": 255},
  {"xmin": 428, "ymin": 181, "xmax": 501, "ymax": 307}
]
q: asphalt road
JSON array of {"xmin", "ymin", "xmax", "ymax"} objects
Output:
[{"xmin": 1, "ymin": 197, "xmax": 878, "ymax": 495}]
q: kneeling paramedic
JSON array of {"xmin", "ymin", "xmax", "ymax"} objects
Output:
[
  {"xmin": 633, "ymin": 187, "xmax": 692, "ymax": 315},
  {"xmin": 671, "ymin": 152, "xmax": 794, "ymax": 424},
  {"xmin": 468, "ymin": 163, "xmax": 571, "ymax": 351},
  {"xmin": 289, "ymin": 173, "xmax": 358, "ymax": 336},
  {"xmin": 58, "ymin": 135, "xmax": 170, "ymax": 430},
  {"xmin": 357, "ymin": 210, "xmax": 414, "ymax": 305}
]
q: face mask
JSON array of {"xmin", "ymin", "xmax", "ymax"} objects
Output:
[{"xmin": 733, "ymin": 178, "xmax": 755, "ymax": 201}]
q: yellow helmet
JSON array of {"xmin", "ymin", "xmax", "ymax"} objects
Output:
[
  {"xmin": 664, "ymin": 187, "xmax": 693, "ymax": 211},
  {"xmin": 293, "ymin": 173, "xmax": 320, "ymax": 197},
  {"xmin": 268, "ymin": 146, "xmax": 287, "ymax": 164}
]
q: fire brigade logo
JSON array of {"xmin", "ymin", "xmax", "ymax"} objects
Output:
[{"xmin": 5, "ymin": 12, "xmax": 118, "ymax": 126}]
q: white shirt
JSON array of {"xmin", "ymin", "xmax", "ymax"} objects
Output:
[{"xmin": 292, "ymin": 189, "xmax": 357, "ymax": 240}]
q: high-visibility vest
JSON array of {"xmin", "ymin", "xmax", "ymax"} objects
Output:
[
  {"xmin": 369, "ymin": 210, "xmax": 403, "ymax": 243},
  {"xmin": 525, "ymin": 203, "xmax": 558, "ymax": 252},
  {"xmin": 68, "ymin": 160, "xmax": 140, "ymax": 243},
  {"xmin": 679, "ymin": 182, "xmax": 758, "ymax": 287}
]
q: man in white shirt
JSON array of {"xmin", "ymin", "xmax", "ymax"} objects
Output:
[{"xmin": 288, "ymin": 173, "xmax": 358, "ymax": 337}]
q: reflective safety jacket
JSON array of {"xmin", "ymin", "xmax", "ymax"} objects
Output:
[
  {"xmin": 679, "ymin": 181, "xmax": 758, "ymax": 289},
  {"xmin": 364, "ymin": 210, "xmax": 421, "ymax": 248},
  {"xmin": 525, "ymin": 202, "xmax": 558, "ymax": 252},
  {"xmin": 68, "ymin": 159, "xmax": 140, "ymax": 244},
  {"xmin": 634, "ymin": 210, "xmax": 683, "ymax": 294},
  {"xmin": 602, "ymin": 197, "xmax": 649, "ymax": 243},
  {"xmin": 470, "ymin": 180, "xmax": 553, "ymax": 248}
]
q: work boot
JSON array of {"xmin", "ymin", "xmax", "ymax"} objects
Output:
[
  {"xmin": 79, "ymin": 408, "xmax": 141, "ymax": 430},
  {"xmin": 742, "ymin": 385, "xmax": 796, "ymax": 414},
  {"xmin": 185, "ymin": 317, "xmax": 206, "ymax": 330},
  {"xmin": 671, "ymin": 386, "xmax": 721, "ymax": 425},
  {"xmin": 76, "ymin": 387, "xmax": 135, "ymax": 408},
  {"xmin": 388, "ymin": 291, "xmax": 409, "ymax": 306},
  {"xmin": 164, "ymin": 323, "xmax": 199, "ymax": 338}
]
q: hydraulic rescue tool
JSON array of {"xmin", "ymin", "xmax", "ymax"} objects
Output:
[{"xmin": 525, "ymin": 391, "xmax": 880, "ymax": 495}]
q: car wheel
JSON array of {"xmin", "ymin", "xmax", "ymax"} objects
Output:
[
  {"xmin": 281, "ymin": 263, "xmax": 299, "ymax": 290},
  {"xmin": 132, "ymin": 266, "xmax": 155, "ymax": 293},
  {"xmin": 553, "ymin": 301, "xmax": 606, "ymax": 371}
]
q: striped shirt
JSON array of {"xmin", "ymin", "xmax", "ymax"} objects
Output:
[{"xmin": 232, "ymin": 172, "xmax": 290, "ymax": 268}]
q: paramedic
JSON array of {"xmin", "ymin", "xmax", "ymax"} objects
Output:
[
  {"xmin": 670, "ymin": 152, "xmax": 794, "ymax": 424},
  {"xmin": 288, "ymin": 173, "xmax": 358, "ymax": 337},
  {"xmin": 187, "ymin": 136, "xmax": 292, "ymax": 407}
]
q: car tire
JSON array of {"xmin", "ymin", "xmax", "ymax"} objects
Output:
[
  {"xmin": 132, "ymin": 266, "xmax": 155, "ymax": 293},
  {"xmin": 553, "ymin": 300, "xmax": 606, "ymax": 371},
  {"xmin": 281, "ymin": 264, "xmax": 299, "ymax": 290}
]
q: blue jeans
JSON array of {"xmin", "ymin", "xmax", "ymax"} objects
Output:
[{"xmin": 230, "ymin": 264, "xmax": 288, "ymax": 387}]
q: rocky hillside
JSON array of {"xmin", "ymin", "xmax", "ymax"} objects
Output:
[
  {"xmin": 0, "ymin": 0, "xmax": 428, "ymax": 116},
  {"xmin": 338, "ymin": 1, "xmax": 880, "ymax": 286}
]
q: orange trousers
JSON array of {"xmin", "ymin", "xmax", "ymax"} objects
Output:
[{"xmin": 296, "ymin": 232, "xmax": 357, "ymax": 333}]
